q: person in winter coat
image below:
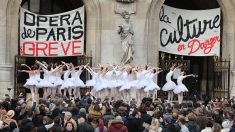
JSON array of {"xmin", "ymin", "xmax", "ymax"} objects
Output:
[
  {"xmin": 186, "ymin": 113, "xmax": 199, "ymax": 132},
  {"xmin": 76, "ymin": 117, "xmax": 94, "ymax": 132},
  {"xmin": 19, "ymin": 111, "xmax": 34, "ymax": 132},
  {"xmin": 162, "ymin": 117, "xmax": 177, "ymax": 132},
  {"xmin": 108, "ymin": 116, "xmax": 128, "ymax": 132},
  {"xmin": 178, "ymin": 117, "xmax": 189, "ymax": 132},
  {"xmin": 126, "ymin": 109, "xmax": 144, "ymax": 132}
]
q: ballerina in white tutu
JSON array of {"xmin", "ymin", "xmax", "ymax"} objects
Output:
[
  {"xmin": 144, "ymin": 68, "xmax": 162, "ymax": 97},
  {"xmin": 51, "ymin": 63, "xmax": 64, "ymax": 97},
  {"xmin": 19, "ymin": 63, "xmax": 40, "ymax": 102},
  {"xmin": 174, "ymin": 71, "xmax": 194, "ymax": 104},
  {"xmin": 61, "ymin": 62, "xmax": 74, "ymax": 97},
  {"xmin": 36, "ymin": 60, "xmax": 54, "ymax": 98},
  {"xmin": 162, "ymin": 64, "xmax": 181, "ymax": 103},
  {"xmin": 73, "ymin": 64, "xmax": 86, "ymax": 99}
]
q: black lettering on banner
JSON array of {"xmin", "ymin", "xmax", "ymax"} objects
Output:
[
  {"xmin": 159, "ymin": 6, "xmax": 171, "ymax": 24},
  {"xmin": 37, "ymin": 16, "xmax": 48, "ymax": 26},
  {"xmin": 46, "ymin": 28, "xmax": 56, "ymax": 41},
  {"xmin": 68, "ymin": 27, "xmax": 71, "ymax": 40},
  {"xmin": 36, "ymin": 28, "xmax": 47, "ymax": 40},
  {"xmin": 72, "ymin": 26, "xmax": 83, "ymax": 39},
  {"xmin": 24, "ymin": 12, "xmax": 35, "ymax": 26},
  {"xmin": 21, "ymin": 27, "xmax": 35, "ymax": 39},
  {"xmin": 57, "ymin": 28, "xmax": 66, "ymax": 41},
  {"xmin": 60, "ymin": 14, "xmax": 71, "ymax": 26},
  {"xmin": 159, "ymin": 7, "xmax": 220, "ymax": 47},
  {"xmin": 72, "ymin": 11, "xmax": 83, "ymax": 25},
  {"xmin": 49, "ymin": 16, "xmax": 59, "ymax": 26}
]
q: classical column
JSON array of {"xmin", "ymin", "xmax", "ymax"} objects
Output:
[
  {"xmin": 83, "ymin": 0, "xmax": 102, "ymax": 66},
  {"xmin": 217, "ymin": 0, "xmax": 235, "ymax": 98},
  {"xmin": 0, "ymin": 0, "xmax": 9, "ymax": 64},
  {"xmin": 231, "ymin": 71, "xmax": 235, "ymax": 97},
  {"xmin": 145, "ymin": 0, "xmax": 165, "ymax": 66}
]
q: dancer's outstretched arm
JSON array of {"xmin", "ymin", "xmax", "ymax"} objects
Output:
[
  {"xmin": 21, "ymin": 64, "xmax": 31, "ymax": 70},
  {"xmin": 51, "ymin": 65, "xmax": 63, "ymax": 73},
  {"xmin": 61, "ymin": 61, "xmax": 70, "ymax": 70},
  {"xmin": 36, "ymin": 60, "xmax": 47, "ymax": 69},
  {"xmin": 185, "ymin": 74, "xmax": 194, "ymax": 78},
  {"xmin": 18, "ymin": 70, "xmax": 30, "ymax": 73}
]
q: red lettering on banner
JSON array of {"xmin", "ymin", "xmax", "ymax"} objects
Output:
[
  {"xmin": 22, "ymin": 42, "xmax": 35, "ymax": 56},
  {"xmin": 177, "ymin": 43, "xmax": 185, "ymax": 52},
  {"xmin": 21, "ymin": 40, "xmax": 82, "ymax": 56},
  {"xmin": 36, "ymin": 42, "xmax": 48, "ymax": 56},
  {"xmin": 72, "ymin": 40, "xmax": 81, "ymax": 55},
  {"xmin": 61, "ymin": 42, "xmax": 71, "ymax": 55},
  {"xmin": 187, "ymin": 36, "xmax": 220, "ymax": 55},
  {"xmin": 48, "ymin": 42, "xmax": 58, "ymax": 56}
]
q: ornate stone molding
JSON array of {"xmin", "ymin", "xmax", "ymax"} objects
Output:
[{"xmin": 115, "ymin": 0, "xmax": 136, "ymax": 15}]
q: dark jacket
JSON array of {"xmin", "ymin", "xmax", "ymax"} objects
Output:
[
  {"xmin": 108, "ymin": 120, "xmax": 128, "ymax": 132},
  {"xmin": 186, "ymin": 121, "xmax": 199, "ymax": 132},
  {"xmin": 126, "ymin": 116, "xmax": 144, "ymax": 132},
  {"xmin": 20, "ymin": 118, "xmax": 34, "ymax": 132},
  {"xmin": 162, "ymin": 123, "xmax": 177, "ymax": 132},
  {"xmin": 50, "ymin": 123, "xmax": 63, "ymax": 132},
  {"xmin": 141, "ymin": 111, "xmax": 152, "ymax": 125},
  {"xmin": 76, "ymin": 122, "xmax": 94, "ymax": 132},
  {"xmin": 103, "ymin": 114, "xmax": 115, "ymax": 126}
]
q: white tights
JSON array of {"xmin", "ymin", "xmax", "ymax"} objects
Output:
[
  {"xmin": 167, "ymin": 91, "xmax": 174, "ymax": 103},
  {"xmin": 177, "ymin": 92, "xmax": 184, "ymax": 104}
]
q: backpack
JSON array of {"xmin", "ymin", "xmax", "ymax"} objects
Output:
[{"xmin": 187, "ymin": 124, "xmax": 197, "ymax": 132}]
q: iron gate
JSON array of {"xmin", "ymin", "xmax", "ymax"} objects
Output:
[{"xmin": 213, "ymin": 58, "xmax": 230, "ymax": 98}]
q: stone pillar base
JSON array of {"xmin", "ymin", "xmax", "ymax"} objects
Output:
[{"xmin": 0, "ymin": 64, "xmax": 14, "ymax": 99}]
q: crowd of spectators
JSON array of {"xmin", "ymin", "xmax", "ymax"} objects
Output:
[{"xmin": 0, "ymin": 92, "xmax": 235, "ymax": 132}]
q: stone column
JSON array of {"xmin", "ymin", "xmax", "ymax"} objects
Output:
[
  {"xmin": 83, "ymin": 0, "xmax": 102, "ymax": 66},
  {"xmin": 0, "ymin": 0, "xmax": 22, "ymax": 98},
  {"xmin": 145, "ymin": 0, "xmax": 165, "ymax": 66},
  {"xmin": 217, "ymin": 0, "xmax": 235, "ymax": 98},
  {"xmin": 231, "ymin": 71, "xmax": 235, "ymax": 97},
  {"xmin": 0, "ymin": 0, "xmax": 9, "ymax": 64}
]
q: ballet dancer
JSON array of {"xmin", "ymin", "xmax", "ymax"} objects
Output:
[
  {"xmin": 173, "ymin": 71, "xmax": 194, "ymax": 104},
  {"xmin": 162, "ymin": 64, "xmax": 181, "ymax": 104},
  {"xmin": 144, "ymin": 68, "xmax": 162, "ymax": 98},
  {"xmin": 36, "ymin": 60, "xmax": 54, "ymax": 98},
  {"xmin": 19, "ymin": 63, "xmax": 40, "ymax": 102}
]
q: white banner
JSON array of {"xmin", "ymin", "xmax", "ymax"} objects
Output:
[
  {"xmin": 20, "ymin": 7, "xmax": 84, "ymax": 57},
  {"xmin": 159, "ymin": 5, "xmax": 220, "ymax": 56}
]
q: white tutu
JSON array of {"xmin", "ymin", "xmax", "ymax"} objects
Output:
[
  {"xmin": 61, "ymin": 80, "xmax": 74, "ymax": 89},
  {"xmin": 162, "ymin": 81, "xmax": 176, "ymax": 91},
  {"xmin": 173, "ymin": 84, "xmax": 188, "ymax": 94},
  {"xmin": 144, "ymin": 82, "xmax": 160, "ymax": 92},
  {"xmin": 48, "ymin": 76, "xmax": 57, "ymax": 85},
  {"xmin": 119, "ymin": 80, "xmax": 136, "ymax": 91},
  {"xmin": 75, "ymin": 79, "xmax": 86, "ymax": 87},
  {"xmin": 24, "ymin": 78, "xmax": 38, "ymax": 88},
  {"xmin": 53, "ymin": 77, "xmax": 64, "ymax": 87},
  {"xmin": 37, "ymin": 79, "xmax": 53, "ymax": 88},
  {"xmin": 115, "ymin": 79, "xmax": 124, "ymax": 87},
  {"xmin": 86, "ymin": 79, "xmax": 95, "ymax": 87},
  {"xmin": 136, "ymin": 79, "xmax": 148, "ymax": 89}
]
